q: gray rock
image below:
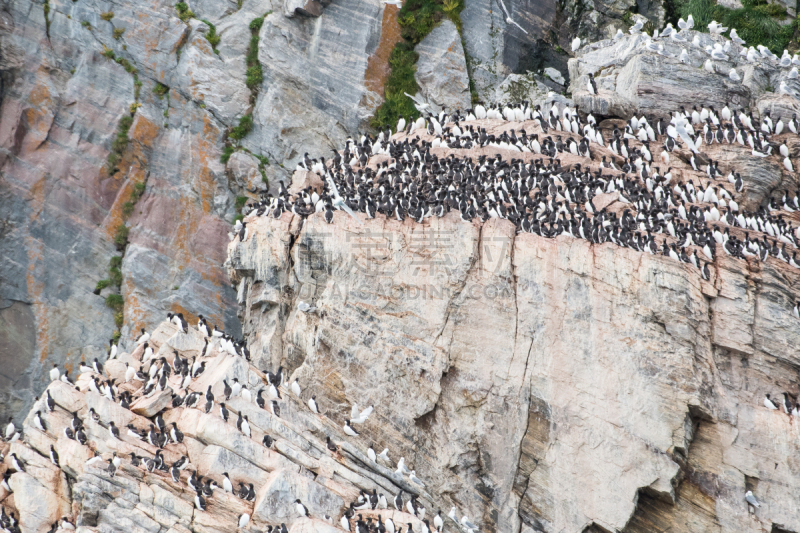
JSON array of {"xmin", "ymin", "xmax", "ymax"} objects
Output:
[
  {"xmin": 227, "ymin": 151, "xmax": 264, "ymax": 193},
  {"xmin": 492, "ymin": 73, "xmax": 550, "ymax": 105},
  {"xmin": 284, "ymin": 0, "xmax": 325, "ymax": 17},
  {"xmin": 253, "ymin": 469, "xmax": 344, "ymax": 525},
  {"xmin": 460, "ymin": 0, "xmax": 508, "ymax": 101},
  {"xmin": 245, "ymin": 4, "xmax": 384, "ymax": 169},
  {"xmin": 543, "ymin": 67, "xmax": 565, "ymax": 86},
  {"xmin": 414, "ymin": 20, "xmax": 471, "ymax": 112},
  {"xmin": 568, "ymin": 31, "xmax": 798, "ymax": 119}
]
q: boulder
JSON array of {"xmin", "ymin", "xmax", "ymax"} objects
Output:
[
  {"xmin": 289, "ymin": 170, "xmax": 325, "ymax": 196},
  {"xmin": 227, "ymin": 152, "xmax": 265, "ymax": 193},
  {"xmin": 414, "ymin": 20, "xmax": 471, "ymax": 112}
]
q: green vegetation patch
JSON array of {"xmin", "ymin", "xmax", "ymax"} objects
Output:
[
  {"xmin": 153, "ymin": 82, "xmax": 170, "ymax": 98},
  {"xmin": 220, "ymin": 145, "xmax": 235, "ymax": 163},
  {"xmin": 175, "ymin": 1, "xmax": 195, "ymax": 21},
  {"xmin": 370, "ymin": 0, "xmax": 466, "ymax": 131},
  {"xmin": 245, "ymin": 16, "xmax": 266, "ymax": 94},
  {"xmin": 201, "ymin": 19, "xmax": 221, "ymax": 53},
  {"xmin": 107, "ymin": 113, "xmax": 134, "ymax": 170},
  {"xmin": 113, "ymin": 224, "xmax": 130, "ymax": 249},
  {"xmin": 113, "ymin": 27, "xmax": 125, "ymax": 40},
  {"xmin": 668, "ymin": 0, "xmax": 798, "ymax": 53},
  {"xmin": 230, "ymin": 113, "xmax": 253, "ymax": 140},
  {"xmin": 100, "ymin": 11, "xmax": 114, "ymax": 21}
]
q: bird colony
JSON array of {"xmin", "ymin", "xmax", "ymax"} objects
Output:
[
  {"xmin": 3, "ymin": 14, "xmax": 800, "ymax": 533},
  {"xmin": 0, "ymin": 314, "xmax": 469, "ymax": 533},
  {"xmin": 237, "ymin": 25, "xmax": 800, "ymax": 296}
]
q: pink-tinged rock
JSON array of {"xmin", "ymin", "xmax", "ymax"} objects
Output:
[{"xmin": 131, "ymin": 390, "xmax": 173, "ymax": 417}]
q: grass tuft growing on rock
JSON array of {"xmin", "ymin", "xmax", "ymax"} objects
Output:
[
  {"xmin": 229, "ymin": 113, "xmax": 253, "ymax": 140},
  {"xmin": 113, "ymin": 27, "xmax": 125, "ymax": 40},
  {"xmin": 109, "ymin": 266, "xmax": 123, "ymax": 287},
  {"xmin": 245, "ymin": 15, "xmax": 267, "ymax": 94},
  {"xmin": 175, "ymin": 2, "xmax": 195, "ymax": 21},
  {"xmin": 94, "ymin": 279, "xmax": 110, "ymax": 294},
  {"xmin": 220, "ymin": 145, "xmax": 235, "ymax": 163},
  {"xmin": 100, "ymin": 11, "xmax": 114, "ymax": 21},
  {"xmin": 105, "ymin": 294, "xmax": 124, "ymax": 311},
  {"xmin": 370, "ymin": 0, "xmax": 466, "ymax": 131},
  {"xmin": 201, "ymin": 19, "xmax": 221, "ymax": 54},
  {"xmin": 153, "ymin": 82, "xmax": 170, "ymax": 98},
  {"xmin": 107, "ymin": 113, "xmax": 134, "ymax": 170},
  {"xmin": 668, "ymin": 0, "xmax": 798, "ymax": 53},
  {"xmin": 113, "ymin": 224, "xmax": 130, "ymax": 249}
]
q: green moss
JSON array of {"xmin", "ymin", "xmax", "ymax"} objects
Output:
[
  {"xmin": 235, "ymin": 196, "xmax": 249, "ymax": 211},
  {"xmin": 668, "ymin": 0, "xmax": 797, "ymax": 53},
  {"xmin": 81, "ymin": 20, "xmax": 91, "ymax": 28},
  {"xmin": 95, "ymin": 279, "xmax": 111, "ymax": 293},
  {"xmin": 201, "ymin": 19, "xmax": 221, "ymax": 53},
  {"xmin": 220, "ymin": 145, "xmax": 235, "ymax": 163},
  {"xmin": 113, "ymin": 225, "xmax": 130, "ymax": 249},
  {"xmin": 100, "ymin": 11, "xmax": 114, "ymax": 21},
  {"xmin": 133, "ymin": 75, "xmax": 142, "ymax": 100},
  {"xmin": 113, "ymin": 27, "xmax": 125, "ymax": 39},
  {"xmin": 111, "ymin": 330, "xmax": 121, "ymax": 343},
  {"xmin": 230, "ymin": 113, "xmax": 253, "ymax": 140},
  {"xmin": 233, "ymin": 213, "xmax": 244, "ymax": 224},
  {"xmin": 102, "ymin": 47, "xmax": 116, "ymax": 59},
  {"xmin": 110, "ymin": 256, "xmax": 122, "ymax": 269},
  {"xmin": 114, "ymin": 311, "xmax": 124, "ymax": 328}
]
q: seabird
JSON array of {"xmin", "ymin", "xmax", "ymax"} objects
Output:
[
  {"xmin": 745, "ymin": 490, "xmax": 760, "ymax": 508},
  {"xmin": 344, "ymin": 420, "xmax": 360, "ymax": 437},
  {"xmin": 295, "ymin": 499, "xmax": 310, "ymax": 516},
  {"xmin": 10, "ymin": 453, "xmax": 26, "ymax": 473},
  {"xmin": 33, "ymin": 411, "xmax": 46, "ymax": 432},
  {"xmin": 49, "ymin": 445, "xmax": 60, "ymax": 468},
  {"xmin": 308, "ymin": 396, "xmax": 319, "ymax": 414},
  {"xmin": 764, "ymin": 394, "xmax": 779, "ymax": 409},
  {"xmin": 326, "ymin": 436, "xmax": 339, "ymax": 453}
]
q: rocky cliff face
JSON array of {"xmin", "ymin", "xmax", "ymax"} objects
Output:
[
  {"xmin": 3, "ymin": 0, "xmax": 800, "ymax": 531},
  {"xmin": 225, "ymin": 195, "xmax": 800, "ymax": 532},
  {"xmin": 0, "ymin": 0, "xmax": 663, "ymax": 423}
]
